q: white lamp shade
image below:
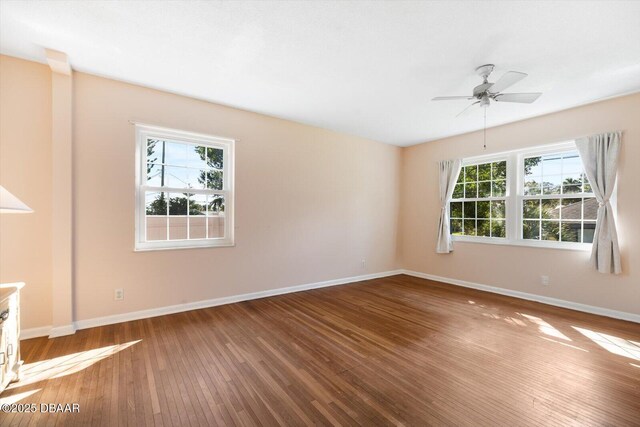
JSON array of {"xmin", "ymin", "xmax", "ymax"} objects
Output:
[{"xmin": 0, "ymin": 185, "xmax": 33, "ymax": 213}]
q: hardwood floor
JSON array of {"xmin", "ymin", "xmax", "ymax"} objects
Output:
[{"xmin": 2, "ymin": 274, "xmax": 639, "ymax": 426}]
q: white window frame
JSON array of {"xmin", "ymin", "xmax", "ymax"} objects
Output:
[
  {"xmin": 134, "ymin": 124, "xmax": 235, "ymax": 251},
  {"xmin": 452, "ymin": 140, "xmax": 606, "ymax": 251},
  {"xmin": 450, "ymin": 154, "xmax": 511, "ymax": 243}
]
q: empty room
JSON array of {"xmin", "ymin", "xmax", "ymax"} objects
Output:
[{"xmin": 0, "ymin": 1, "xmax": 639, "ymax": 425}]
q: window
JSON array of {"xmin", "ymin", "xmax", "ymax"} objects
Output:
[
  {"xmin": 135, "ymin": 124, "xmax": 234, "ymax": 251},
  {"xmin": 521, "ymin": 151, "xmax": 596, "ymax": 244},
  {"xmin": 450, "ymin": 160, "xmax": 507, "ymax": 238},
  {"xmin": 450, "ymin": 141, "xmax": 601, "ymax": 250}
]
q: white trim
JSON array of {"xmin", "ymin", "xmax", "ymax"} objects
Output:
[
  {"xmin": 401, "ymin": 270, "xmax": 640, "ymax": 324},
  {"xmin": 75, "ymin": 270, "xmax": 402, "ymax": 330},
  {"xmin": 134, "ymin": 123, "xmax": 235, "ymax": 251},
  {"xmin": 21, "ymin": 325, "xmax": 52, "ymax": 340},
  {"xmin": 451, "ymin": 140, "xmax": 611, "ymax": 249},
  {"xmin": 48, "ymin": 324, "xmax": 76, "ymax": 338},
  {"xmin": 453, "ymin": 235, "xmax": 591, "ymax": 251}
]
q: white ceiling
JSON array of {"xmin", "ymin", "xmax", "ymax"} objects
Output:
[{"xmin": 1, "ymin": 1, "xmax": 639, "ymax": 146}]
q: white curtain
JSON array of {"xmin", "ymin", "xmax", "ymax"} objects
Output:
[
  {"xmin": 575, "ymin": 132, "xmax": 622, "ymax": 274},
  {"xmin": 436, "ymin": 159, "xmax": 462, "ymax": 254}
]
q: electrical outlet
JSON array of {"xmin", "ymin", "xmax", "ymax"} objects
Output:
[
  {"xmin": 361, "ymin": 258, "xmax": 366, "ymax": 269},
  {"xmin": 540, "ymin": 275, "xmax": 550, "ymax": 286},
  {"xmin": 115, "ymin": 288, "xmax": 124, "ymax": 300}
]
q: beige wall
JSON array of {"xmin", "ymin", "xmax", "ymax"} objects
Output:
[
  {"xmin": 400, "ymin": 93, "xmax": 640, "ymax": 315},
  {"xmin": 72, "ymin": 72, "xmax": 401, "ymax": 321},
  {"xmin": 0, "ymin": 56, "xmax": 53, "ymax": 329}
]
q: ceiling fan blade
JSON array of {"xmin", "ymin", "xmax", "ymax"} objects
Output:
[
  {"xmin": 432, "ymin": 96, "xmax": 475, "ymax": 101},
  {"xmin": 490, "ymin": 71, "xmax": 527, "ymax": 93},
  {"xmin": 456, "ymin": 101, "xmax": 481, "ymax": 117},
  {"xmin": 494, "ymin": 92, "xmax": 542, "ymax": 103}
]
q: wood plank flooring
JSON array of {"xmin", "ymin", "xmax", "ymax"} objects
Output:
[{"xmin": 1, "ymin": 274, "xmax": 639, "ymax": 426}]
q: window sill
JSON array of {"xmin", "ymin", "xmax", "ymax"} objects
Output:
[
  {"xmin": 134, "ymin": 242, "xmax": 235, "ymax": 252},
  {"xmin": 452, "ymin": 235, "xmax": 591, "ymax": 251}
]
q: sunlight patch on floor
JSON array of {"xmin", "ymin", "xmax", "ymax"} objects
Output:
[
  {"xmin": 519, "ymin": 313, "xmax": 571, "ymax": 341},
  {"xmin": 8, "ymin": 340, "xmax": 141, "ymax": 390},
  {"xmin": 572, "ymin": 327, "xmax": 640, "ymax": 361},
  {"xmin": 539, "ymin": 336, "xmax": 588, "ymax": 352}
]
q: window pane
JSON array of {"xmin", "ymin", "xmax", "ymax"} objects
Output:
[
  {"xmin": 464, "ymin": 165, "xmax": 477, "ymax": 182},
  {"xmin": 491, "ymin": 220, "xmax": 506, "ymax": 238},
  {"xmin": 478, "ymin": 163, "xmax": 491, "ymax": 181},
  {"xmin": 562, "ymin": 174, "xmax": 582, "ymax": 194},
  {"xmin": 583, "ymin": 174, "xmax": 592, "ymax": 193},
  {"xmin": 478, "ymin": 181, "xmax": 491, "ymax": 198},
  {"xmin": 523, "ymin": 220, "xmax": 540, "ymax": 240},
  {"xmin": 169, "ymin": 217, "xmax": 187, "ymax": 240},
  {"xmin": 541, "ymin": 199, "xmax": 560, "ymax": 219},
  {"xmin": 463, "ymin": 219, "xmax": 476, "ymax": 236},
  {"xmin": 561, "ymin": 221, "xmax": 581, "ymax": 242},
  {"xmin": 583, "ymin": 197, "xmax": 598, "ymax": 220},
  {"xmin": 146, "ymin": 139, "xmax": 161, "ymax": 163},
  {"xmin": 477, "ymin": 201, "xmax": 490, "ymax": 219},
  {"xmin": 146, "ymin": 216, "xmax": 167, "ymax": 241},
  {"xmin": 492, "ymin": 179, "xmax": 506, "ymax": 197},
  {"xmin": 542, "ymin": 154, "xmax": 562, "ymax": 175},
  {"xmin": 205, "ymin": 170, "xmax": 224, "ymax": 190},
  {"xmin": 169, "ymin": 193, "xmax": 188, "ymax": 240},
  {"xmin": 190, "ymin": 170, "xmax": 210, "ymax": 189},
  {"xmin": 492, "ymin": 161, "xmax": 507, "ymax": 179},
  {"xmin": 463, "ymin": 201, "xmax": 476, "ymax": 219},
  {"xmin": 450, "ymin": 202, "xmax": 463, "ymax": 218},
  {"xmin": 477, "ymin": 220, "xmax": 491, "ymax": 237},
  {"xmin": 583, "ymin": 221, "xmax": 596, "ymax": 243},
  {"xmin": 189, "ymin": 194, "xmax": 206, "ymax": 215},
  {"xmin": 163, "ymin": 166, "xmax": 190, "ymax": 188},
  {"xmin": 524, "ymin": 179, "xmax": 541, "ymax": 195},
  {"xmin": 146, "ymin": 217, "xmax": 167, "ymax": 241},
  {"xmin": 541, "ymin": 221, "xmax": 560, "ymax": 241},
  {"xmin": 185, "ymin": 145, "xmax": 209, "ymax": 169},
  {"xmin": 561, "ymin": 198, "xmax": 582, "ymax": 220},
  {"xmin": 523, "ymin": 200, "xmax": 540, "ymax": 219},
  {"xmin": 145, "ymin": 192, "xmax": 167, "ymax": 241},
  {"xmin": 453, "ymin": 183, "xmax": 464, "ymax": 199},
  {"xmin": 208, "ymin": 194, "xmax": 225, "ymax": 215},
  {"xmin": 146, "ymin": 163, "xmax": 164, "ymax": 187},
  {"xmin": 450, "ymin": 219, "xmax": 463, "ymax": 235},
  {"xmin": 168, "ymin": 194, "xmax": 188, "ymax": 215},
  {"xmin": 145, "ymin": 191, "xmax": 167, "ymax": 216},
  {"xmin": 562, "ymin": 154, "xmax": 583, "ymax": 174},
  {"xmin": 465, "ymin": 182, "xmax": 477, "ymax": 198},
  {"xmin": 543, "ymin": 175, "xmax": 561, "ymax": 195},
  {"xmin": 207, "ymin": 195, "xmax": 225, "ymax": 238},
  {"xmin": 164, "ymin": 141, "xmax": 188, "ymax": 166},
  {"xmin": 207, "ymin": 147, "xmax": 224, "ymax": 170},
  {"xmin": 188, "ymin": 193, "xmax": 206, "ymax": 239},
  {"xmin": 524, "ymin": 156, "xmax": 542, "ymax": 178},
  {"xmin": 189, "ymin": 216, "xmax": 206, "ymax": 239},
  {"xmin": 491, "ymin": 200, "xmax": 505, "ymax": 219}
]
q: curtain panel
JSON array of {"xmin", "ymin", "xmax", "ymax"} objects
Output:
[
  {"xmin": 575, "ymin": 132, "xmax": 622, "ymax": 274},
  {"xmin": 436, "ymin": 159, "xmax": 462, "ymax": 254}
]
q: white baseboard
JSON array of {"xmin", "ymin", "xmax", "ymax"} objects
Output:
[
  {"xmin": 401, "ymin": 269, "xmax": 640, "ymax": 324},
  {"xmin": 21, "ymin": 269, "xmax": 403, "ymax": 339},
  {"xmin": 48, "ymin": 324, "xmax": 77, "ymax": 338},
  {"xmin": 21, "ymin": 325, "xmax": 53, "ymax": 340}
]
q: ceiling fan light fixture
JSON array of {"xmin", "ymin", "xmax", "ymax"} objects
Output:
[{"xmin": 432, "ymin": 64, "xmax": 542, "ymax": 114}]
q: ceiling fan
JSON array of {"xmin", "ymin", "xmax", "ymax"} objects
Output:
[{"xmin": 432, "ymin": 64, "xmax": 542, "ymax": 116}]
